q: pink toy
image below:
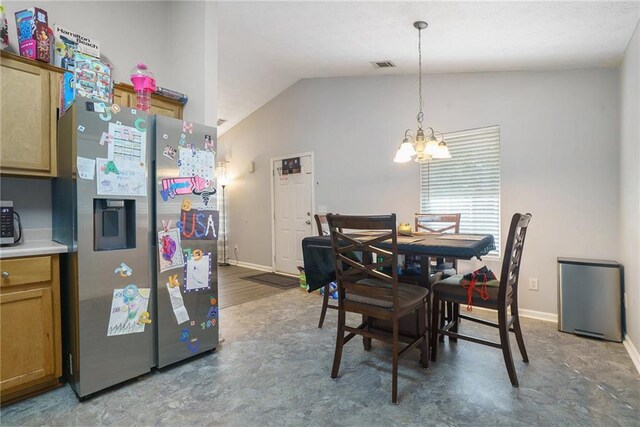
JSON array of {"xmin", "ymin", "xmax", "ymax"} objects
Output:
[{"xmin": 130, "ymin": 63, "xmax": 156, "ymax": 112}]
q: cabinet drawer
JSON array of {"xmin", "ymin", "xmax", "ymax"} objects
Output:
[{"xmin": 0, "ymin": 256, "xmax": 52, "ymax": 287}]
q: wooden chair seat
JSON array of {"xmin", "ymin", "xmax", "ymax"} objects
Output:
[
  {"xmin": 433, "ymin": 275, "xmax": 509, "ymax": 310},
  {"xmin": 350, "ymin": 278, "xmax": 430, "ymax": 309}
]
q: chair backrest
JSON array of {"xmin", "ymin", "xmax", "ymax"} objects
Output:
[
  {"xmin": 498, "ymin": 213, "xmax": 532, "ymax": 306},
  {"xmin": 414, "ymin": 213, "xmax": 461, "ymax": 270},
  {"xmin": 326, "ymin": 214, "xmax": 399, "ymax": 307},
  {"xmin": 314, "ymin": 213, "xmax": 342, "ymax": 236},
  {"xmin": 414, "ymin": 213, "xmax": 461, "ymax": 234},
  {"xmin": 314, "ymin": 214, "xmax": 330, "ymax": 236}
]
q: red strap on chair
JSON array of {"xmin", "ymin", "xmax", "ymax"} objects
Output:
[{"xmin": 461, "ymin": 275, "xmax": 490, "ymax": 311}]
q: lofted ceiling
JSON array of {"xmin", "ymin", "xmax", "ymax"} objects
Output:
[{"xmin": 218, "ymin": 1, "xmax": 640, "ymax": 134}]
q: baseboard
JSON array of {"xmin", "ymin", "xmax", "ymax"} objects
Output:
[
  {"xmin": 623, "ymin": 336, "xmax": 640, "ymax": 375},
  {"xmin": 518, "ymin": 308, "xmax": 558, "ymax": 323},
  {"xmin": 233, "ymin": 261, "xmax": 273, "ymax": 273},
  {"xmin": 469, "ymin": 306, "xmax": 557, "ymax": 323}
]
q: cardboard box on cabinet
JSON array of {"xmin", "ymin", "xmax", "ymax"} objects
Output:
[{"xmin": 14, "ymin": 7, "xmax": 51, "ymax": 62}]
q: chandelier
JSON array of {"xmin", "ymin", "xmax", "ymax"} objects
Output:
[{"xmin": 394, "ymin": 21, "xmax": 451, "ymax": 163}]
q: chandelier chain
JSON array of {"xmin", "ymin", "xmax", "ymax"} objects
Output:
[{"xmin": 417, "ymin": 26, "xmax": 423, "ymax": 126}]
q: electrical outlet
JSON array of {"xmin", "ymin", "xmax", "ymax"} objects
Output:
[
  {"xmin": 529, "ymin": 278, "xmax": 539, "ymax": 291},
  {"xmin": 234, "ymin": 244, "xmax": 238, "ymax": 251}
]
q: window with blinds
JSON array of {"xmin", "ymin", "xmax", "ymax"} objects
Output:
[{"xmin": 419, "ymin": 125, "xmax": 500, "ymax": 256}]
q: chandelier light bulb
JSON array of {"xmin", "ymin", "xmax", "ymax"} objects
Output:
[
  {"xmin": 399, "ymin": 138, "xmax": 417, "ymax": 156},
  {"xmin": 433, "ymin": 141, "xmax": 452, "ymax": 159},
  {"xmin": 394, "ymin": 149, "xmax": 412, "ymax": 163}
]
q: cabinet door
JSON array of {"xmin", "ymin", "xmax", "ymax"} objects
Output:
[
  {"xmin": 0, "ymin": 58, "xmax": 56, "ymax": 177},
  {"xmin": 150, "ymin": 97, "xmax": 183, "ymax": 119},
  {"xmin": 0, "ymin": 287, "xmax": 55, "ymax": 391},
  {"xmin": 112, "ymin": 88, "xmax": 131, "ymax": 108}
]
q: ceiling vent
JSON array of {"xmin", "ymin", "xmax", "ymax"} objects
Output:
[
  {"xmin": 217, "ymin": 119, "xmax": 227, "ymax": 126},
  {"xmin": 372, "ymin": 61, "xmax": 396, "ymax": 69}
]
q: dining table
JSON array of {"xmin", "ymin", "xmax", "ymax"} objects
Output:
[
  {"xmin": 302, "ymin": 231, "xmax": 496, "ymax": 339},
  {"xmin": 302, "ymin": 231, "xmax": 496, "ymax": 292}
]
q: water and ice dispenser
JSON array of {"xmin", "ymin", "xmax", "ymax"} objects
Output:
[{"xmin": 93, "ymin": 199, "xmax": 136, "ymax": 251}]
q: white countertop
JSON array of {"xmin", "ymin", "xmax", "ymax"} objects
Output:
[
  {"xmin": 0, "ymin": 240, "xmax": 69, "ymax": 259},
  {"xmin": 0, "ymin": 229, "xmax": 69, "ymax": 259}
]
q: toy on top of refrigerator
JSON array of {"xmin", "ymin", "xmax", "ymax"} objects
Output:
[
  {"xmin": 74, "ymin": 53, "xmax": 113, "ymax": 103},
  {"xmin": 130, "ymin": 63, "xmax": 156, "ymax": 112},
  {"xmin": 14, "ymin": 7, "xmax": 50, "ymax": 62}
]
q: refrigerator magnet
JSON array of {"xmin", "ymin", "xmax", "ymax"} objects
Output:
[
  {"xmin": 114, "ymin": 262, "xmax": 133, "ymax": 277},
  {"xmin": 138, "ymin": 311, "xmax": 152, "ymax": 324},
  {"xmin": 99, "ymin": 110, "xmax": 112, "ymax": 121},
  {"xmin": 187, "ymin": 338, "xmax": 199, "ymax": 353},
  {"xmin": 168, "ymin": 274, "xmax": 180, "ymax": 288},
  {"xmin": 134, "ymin": 118, "xmax": 146, "ymax": 132},
  {"xmin": 99, "ymin": 132, "xmax": 114, "ymax": 146}
]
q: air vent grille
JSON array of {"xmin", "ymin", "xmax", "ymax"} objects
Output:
[{"xmin": 372, "ymin": 61, "xmax": 396, "ymax": 69}]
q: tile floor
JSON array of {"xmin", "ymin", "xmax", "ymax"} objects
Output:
[{"xmin": 1, "ymin": 268, "xmax": 639, "ymax": 426}]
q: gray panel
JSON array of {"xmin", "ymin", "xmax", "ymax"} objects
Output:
[
  {"xmin": 56, "ymin": 100, "xmax": 153, "ymax": 398},
  {"xmin": 558, "ymin": 260, "xmax": 623, "ymax": 342},
  {"xmin": 153, "ymin": 116, "xmax": 219, "ymax": 368}
]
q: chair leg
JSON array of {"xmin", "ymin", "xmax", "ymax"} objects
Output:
[
  {"xmin": 318, "ymin": 283, "xmax": 331, "ymax": 328},
  {"xmin": 498, "ymin": 309, "xmax": 519, "ymax": 387},
  {"xmin": 363, "ymin": 315, "xmax": 372, "ymax": 351},
  {"xmin": 391, "ymin": 316, "xmax": 399, "ymax": 404},
  {"xmin": 331, "ymin": 309, "xmax": 346, "ymax": 379},
  {"xmin": 419, "ymin": 303, "xmax": 429, "ymax": 368},
  {"xmin": 430, "ymin": 293, "xmax": 440, "ymax": 362},
  {"xmin": 450, "ymin": 303, "xmax": 459, "ymax": 342},
  {"xmin": 438, "ymin": 301, "xmax": 446, "ymax": 342},
  {"xmin": 511, "ymin": 305, "xmax": 529, "ymax": 363}
]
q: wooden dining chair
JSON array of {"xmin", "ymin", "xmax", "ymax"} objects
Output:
[
  {"xmin": 315, "ymin": 213, "xmax": 338, "ymax": 328},
  {"xmin": 327, "ymin": 213, "xmax": 430, "ymax": 404},
  {"xmin": 430, "ymin": 213, "xmax": 532, "ymax": 387},
  {"xmin": 413, "ymin": 213, "xmax": 462, "ymax": 339},
  {"xmin": 414, "ymin": 213, "xmax": 461, "ymax": 275}
]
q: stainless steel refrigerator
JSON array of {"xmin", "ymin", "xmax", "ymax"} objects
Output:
[
  {"xmin": 151, "ymin": 115, "xmax": 219, "ymax": 368},
  {"xmin": 54, "ymin": 99, "xmax": 219, "ymax": 399}
]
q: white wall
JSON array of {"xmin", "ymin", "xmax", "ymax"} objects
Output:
[
  {"xmin": 1, "ymin": 1, "xmax": 218, "ymax": 233},
  {"xmin": 166, "ymin": 1, "xmax": 218, "ymax": 125},
  {"xmin": 219, "ymin": 68, "xmax": 620, "ymax": 316},
  {"xmin": 619, "ymin": 23, "xmax": 640, "ymax": 348}
]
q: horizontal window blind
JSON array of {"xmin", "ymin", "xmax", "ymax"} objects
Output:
[{"xmin": 419, "ymin": 125, "xmax": 500, "ymax": 255}]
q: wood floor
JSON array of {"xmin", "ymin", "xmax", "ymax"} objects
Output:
[{"xmin": 217, "ymin": 265, "xmax": 296, "ymax": 309}]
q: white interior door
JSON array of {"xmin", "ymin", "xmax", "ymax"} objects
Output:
[{"xmin": 273, "ymin": 155, "xmax": 313, "ymax": 275}]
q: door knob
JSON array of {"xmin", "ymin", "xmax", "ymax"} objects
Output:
[
  {"xmin": 2, "ymin": 272, "xmax": 9, "ymax": 279},
  {"xmin": 307, "ymin": 212, "xmax": 311, "ymax": 216},
  {"xmin": 305, "ymin": 220, "xmax": 311, "ymax": 225}
]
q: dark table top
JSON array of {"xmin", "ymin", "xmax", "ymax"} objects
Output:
[{"xmin": 302, "ymin": 232, "xmax": 496, "ymax": 292}]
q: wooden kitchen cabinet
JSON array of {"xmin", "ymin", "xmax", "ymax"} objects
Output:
[
  {"xmin": 112, "ymin": 87, "xmax": 132, "ymax": 108},
  {"xmin": 0, "ymin": 255, "xmax": 62, "ymax": 405},
  {"xmin": 113, "ymin": 83, "xmax": 184, "ymax": 119},
  {"xmin": 0, "ymin": 51, "xmax": 62, "ymax": 177}
]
